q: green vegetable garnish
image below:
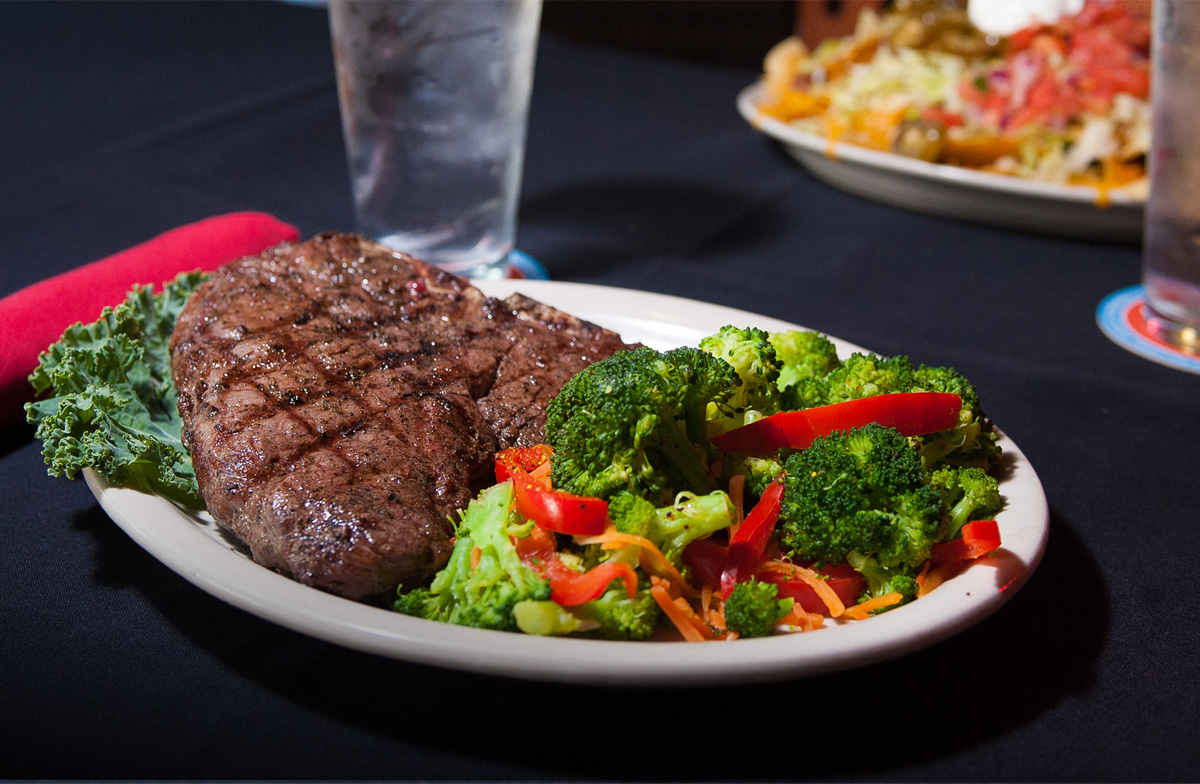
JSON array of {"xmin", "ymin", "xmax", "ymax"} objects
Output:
[{"xmin": 25, "ymin": 271, "xmax": 207, "ymax": 507}]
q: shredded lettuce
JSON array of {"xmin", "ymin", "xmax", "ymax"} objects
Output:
[{"xmin": 25, "ymin": 272, "xmax": 208, "ymax": 507}]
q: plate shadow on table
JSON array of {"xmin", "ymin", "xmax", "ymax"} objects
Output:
[
  {"xmin": 518, "ymin": 179, "xmax": 791, "ymax": 278},
  {"xmin": 69, "ymin": 499, "xmax": 1108, "ymax": 780}
]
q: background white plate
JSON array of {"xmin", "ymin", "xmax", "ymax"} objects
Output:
[
  {"xmin": 737, "ymin": 81, "xmax": 1144, "ymax": 242},
  {"xmin": 85, "ymin": 280, "xmax": 1049, "ymax": 686}
]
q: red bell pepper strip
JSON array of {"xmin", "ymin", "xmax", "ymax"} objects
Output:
[
  {"xmin": 542, "ymin": 559, "xmax": 638, "ymax": 606},
  {"xmin": 496, "ymin": 443, "xmax": 606, "ymax": 536},
  {"xmin": 929, "ymin": 519, "xmax": 1002, "ymax": 564},
  {"xmin": 681, "ymin": 538, "xmax": 728, "ymax": 589},
  {"xmin": 757, "ymin": 563, "xmax": 865, "ymax": 614},
  {"xmin": 720, "ymin": 480, "xmax": 785, "ymax": 598},
  {"xmin": 495, "ymin": 444, "xmax": 553, "ymax": 481},
  {"xmin": 513, "ymin": 525, "xmax": 638, "ymax": 606},
  {"xmin": 512, "ymin": 475, "xmax": 609, "ymax": 536},
  {"xmin": 513, "ymin": 522, "xmax": 558, "ymax": 564},
  {"xmin": 709, "ymin": 392, "xmax": 963, "ymax": 454}
]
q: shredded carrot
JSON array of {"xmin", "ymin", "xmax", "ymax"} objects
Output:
[
  {"xmin": 779, "ymin": 604, "xmax": 825, "ymax": 632},
  {"xmin": 706, "ymin": 593, "xmax": 727, "ymax": 633},
  {"xmin": 915, "ymin": 560, "xmax": 933, "ymax": 597},
  {"xmin": 842, "ymin": 592, "xmax": 904, "ymax": 620},
  {"xmin": 918, "ymin": 560, "xmax": 968, "ymax": 596},
  {"xmin": 528, "ymin": 460, "xmax": 553, "ymax": 484},
  {"xmin": 650, "ymin": 583, "xmax": 712, "ymax": 642},
  {"xmin": 728, "ymin": 473, "xmax": 745, "ymax": 532},
  {"xmin": 576, "ymin": 527, "xmax": 698, "ymax": 597},
  {"xmin": 674, "ymin": 597, "xmax": 716, "ymax": 640},
  {"xmin": 700, "ymin": 584, "xmax": 714, "ymax": 617},
  {"xmin": 470, "ymin": 546, "xmax": 482, "ymax": 571},
  {"xmin": 757, "ymin": 560, "xmax": 846, "ymax": 617}
]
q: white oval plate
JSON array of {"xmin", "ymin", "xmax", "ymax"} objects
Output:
[
  {"xmin": 85, "ymin": 279, "xmax": 1048, "ymax": 686},
  {"xmin": 737, "ymin": 81, "xmax": 1144, "ymax": 242}
]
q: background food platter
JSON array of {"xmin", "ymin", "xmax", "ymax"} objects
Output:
[
  {"xmin": 84, "ymin": 280, "xmax": 1050, "ymax": 686},
  {"xmin": 737, "ymin": 82, "xmax": 1145, "ymax": 242}
]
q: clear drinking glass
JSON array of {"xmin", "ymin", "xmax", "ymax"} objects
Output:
[
  {"xmin": 329, "ymin": 0, "xmax": 542, "ymax": 278},
  {"xmin": 1142, "ymin": 0, "xmax": 1200, "ymax": 353}
]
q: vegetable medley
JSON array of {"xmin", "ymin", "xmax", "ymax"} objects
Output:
[
  {"xmin": 758, "ymin": 0, "xmax": 1151, "ymax": 196},
  {"xmin": 394, "ymin": 327, "xmax": 1007, "ymax": 641},
  {"xmin": 26, "ymin": 278, "xmax": 1008, "ymax": 642}
]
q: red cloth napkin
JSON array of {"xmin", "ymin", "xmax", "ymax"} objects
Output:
[{"xmin": 0, "ymin": 211, "xmax": 300, "ymax": 427}]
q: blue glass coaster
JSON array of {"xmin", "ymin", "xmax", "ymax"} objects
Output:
[
  {"xmin": 1097, "ymin": 285, "xmax": 1200, "ymax": 375},
  {"xmin": 505, "ymin": 249, "xmax": 549, "ymax": 280}
]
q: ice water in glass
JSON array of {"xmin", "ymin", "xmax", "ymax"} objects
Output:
[
  {"xmin": 330, "ymin": 0, "xmax": 541, "ymax": 277},
  {"xmin": 1143, "ymin": 0, "xmax": 1200, "ymax": 350}
]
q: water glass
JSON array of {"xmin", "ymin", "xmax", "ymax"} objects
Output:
[
  {"xmin": 1142, "ymin": 0, "xmax": 1200, "ymax": 352},
  {"xmin": 329, "ymin": 0, "xmax": 542, "ymax": 277}
]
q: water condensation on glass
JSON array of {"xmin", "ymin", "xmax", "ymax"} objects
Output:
[
  {"xmin": 330, "ymin": 0, "xmax": 542, "ymax": 275},
  {"xmin": 1143, "ymin": 0, "xmax": 1200, "ymax": 335}
]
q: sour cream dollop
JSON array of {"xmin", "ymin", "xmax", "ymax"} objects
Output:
[{"xmin": 967, "ymin": 0, "xmax": 1085, "ymax": 35}]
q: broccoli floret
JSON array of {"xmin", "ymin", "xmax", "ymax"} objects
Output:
[
  {"xmin": 394, "ymin": 482, "xmax": 550, "ymax": 631},
  {"xmin": 910, "ymin": 364, "xmax": 1001, "ymax": 468},
  {"xmin": 778, "ymin": 423, "xmax": 943, "ymax": 571},
  {"xmin": 512, "ymin": 600, "xmax": 595, "ymax": 636},
  {"xmin": 607, "ymin": 489, "xmax": 735, "ymax": 566},
  {"xmin": 820, "ymin": 352, "xmax": 917, "ymax": 405},
  {"xmin": 929, "ymin": 465, "xmax": 1003, "ymax": 541},
  {"xmin": 846, "ymin": 551, "xmax": 919, "ymax": 604},
  {"xmin": 723, "ymin": 579, "xmax": 794, "ymax": 638},
  {"xmin": 511, "ymin": 580, "xmax": 661, "ymax": 640},
  {"xmin": 607, "ymin": 491, "xmax": 657, "ymax": 539},
  {"xmin": 575, "ymin": 583, "xmax": 662, "ymax": 640},
  {"xmin": 699, "ymin": 325, "xmax": 783, "ymax": 432},
  {"xmin": 724, "ymin": 454, "xmax": 785, "ymax": 499},
  {"xmin": 768, "ymin": 330, "xmax": 841, "ymax": 391},
  {"xmin": 545, "ymin": 346, "xmax": 737, "ymax": 504},
  {"xmin": 653, "ymin": 490, "xmax": 736, "ymax": 564}
]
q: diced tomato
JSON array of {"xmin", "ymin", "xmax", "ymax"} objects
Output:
[
  {"xmin": 919, "ymin": 106, "xmax": 964, "ymax": 129},
  {"xmin": 495, "ymin": 444, "xmax": 553, "ymax": 481}
]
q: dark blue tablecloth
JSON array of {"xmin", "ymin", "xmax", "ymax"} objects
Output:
[{"xmin": 2, "ymin": 2, "xmax": 1196, "ymax": 781}]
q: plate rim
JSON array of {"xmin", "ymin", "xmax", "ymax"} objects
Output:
[
  {"xmin": 736, "ymin": 80, "xmax": 1145, "ymax": 209},
  {"xmin": 84, "ymin": 279, "xmax": 1050, "ymax": 686}
]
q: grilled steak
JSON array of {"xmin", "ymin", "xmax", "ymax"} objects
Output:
[{"xmin": 170, "ymin": 233, "xmax": 633, "ymax": 600}]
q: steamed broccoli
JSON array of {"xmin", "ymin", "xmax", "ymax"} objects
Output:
[
  {"xmin": 768, "ymin": 330, "xmax": 841, "ymax": 391},
  {"xmin": 395, "ymin": 482, "xmax": 550, "ymax": 631},
  {"xmin": 545, "ymin": 346, "xmax": 737, "ymax": 504},
  {"xmin": 723, "ymin": 579, "xmax": 794, "ymax": 638},
  {"xmin": 607, "ymin": 489, "xmax": 736, "ymax": 565},
  {"xmin": 929, "ymin": 465, "xmax": 1003, "ymax": 541},
  {"xmin": 846, "ymin": 551, "xmax": 919, "ymax": 604},
  {"xmin": 777, "ymin": 423, "xmax": 944, "ymax": 572},
  {"xmin": 699, "ymin": 325, "xmax": 783, "ymax": 433},
  {"xmin": 910, "ymin": 364, "xmax": 1001, "ymax": 468},
  {"xmin": 724, "ymin": 454, "xmax": 785, "ymax": 499},
  {"xmin": 819, "ymin": 352, "xmax": 917, "ymax": 405},
  {"xmin": 575, "ymin": 583, "xmax": 662, "ymax": 640}
]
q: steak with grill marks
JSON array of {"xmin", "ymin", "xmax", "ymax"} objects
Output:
[{"xmin": 170, "ymin": 233, "xmax": 634, "ymax": 601}]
